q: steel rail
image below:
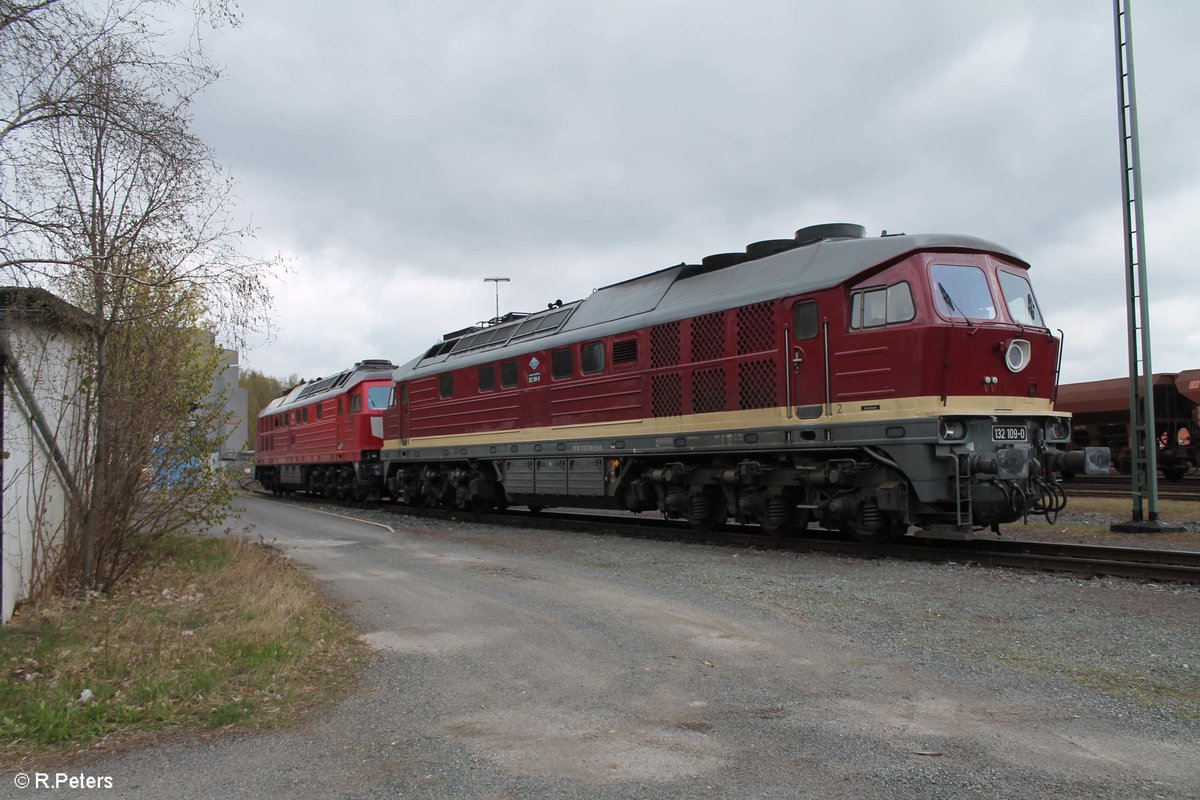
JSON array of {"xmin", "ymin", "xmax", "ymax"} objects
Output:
[{"xmin": 247, "ymin": 487, "xmax": 1200, "ymax": 584}]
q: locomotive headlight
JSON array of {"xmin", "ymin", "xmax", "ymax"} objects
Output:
[
  {"xmin": 1045, "ymin": 418, "xmax": 1071, "ymax": 442},
  {"xmin": 938, "ymin": 419, "xmax": 968, "ymax": 441},
  {"xmin": 1005, "ymin": 338, "xmax": 1032, "ymax": 373}
]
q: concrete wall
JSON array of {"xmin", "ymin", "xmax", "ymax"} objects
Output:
[
  {"xmin": 1, "ymin": 290, "xmax": 244, "ymax": 623},
  {"xmin": 1, "ymin": 292, "xmax": 89, "ymax": 623},
  {"xmin": 213, "ymin": 347, "xmax": 248, "ymax": 459}
]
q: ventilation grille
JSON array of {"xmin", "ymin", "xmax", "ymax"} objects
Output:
[
  {"xmin": 690, "ymin": 312, "xmax": 724, "ymax": 363},
  {"xmin": 737, "ymin": 301, "xmax": 775, "ymax": 355},
  {"xmin": 613, "ymin": 338, "xmax": 638, "ymax": 364},
  {"xmin": 651, "ymin": 373, "xmax": 682, "ymax": 417},
  {"xmin": 692, "ymin": 367, "xmax": 726, "ymax": 414},
  {"xmin": 738, "ymin": 359, "xmax": 776, "ymax": 410},
  {"xmin": 650, "ymin": 322, "xmax": 680, "ymax": 368}
]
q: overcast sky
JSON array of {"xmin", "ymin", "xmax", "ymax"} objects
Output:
[{"xmin": 186, "ymin": 0, "xmax": 1200, "ymax": 386}]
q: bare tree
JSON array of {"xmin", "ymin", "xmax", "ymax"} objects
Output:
[
  {"xmin": 1, "ymin": 0, "xmax": 279, "ymax": 593},
  {"xmin": 67, "ymin": 279, "xmax": 237, "ymax": 591},
  {"xmin": 1, "ymin": 0, "xmax": 239, "ymax": 146},
  {"xmin": 2, "ymin": 1, "xmax": 96, "ymax": 149}
]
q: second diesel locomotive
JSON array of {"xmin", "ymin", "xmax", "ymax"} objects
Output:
[
  {"xmin": 368, "ymin": 223, "xmax": 1109, "ymax": 541},
  {"xmin": 255, "ymin": 359, "xmax": 396, "ymax": 498}
]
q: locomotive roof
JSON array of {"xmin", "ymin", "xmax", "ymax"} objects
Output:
[
  {"xmin": 398, "ymin": 231, "xmax": 1026, "ymax": 381},
  {"xmin": 259, "ymin": 359, "xmax": 396, "ymax": 418}
]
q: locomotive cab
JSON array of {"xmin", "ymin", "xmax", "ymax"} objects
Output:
[
  {"xmin": 255, "ymin": 360, "xmax": 397, "ymax": 499},
  {"xmin": 889, "ymin": 254, "xmax": 1110, "ymax": 528}
]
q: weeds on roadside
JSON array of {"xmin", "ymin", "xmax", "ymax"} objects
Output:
[{"xmin": 0, "ymin": 535, "xmax": 365, "ymax": 768}]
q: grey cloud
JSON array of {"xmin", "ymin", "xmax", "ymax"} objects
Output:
[{"xmin": 185, "ymin": 0, "xmax": 1199, "ymax": 379}]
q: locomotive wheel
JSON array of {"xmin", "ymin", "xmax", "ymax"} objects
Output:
[
  {"xmin": 760, "ymin": 495, "xmax": 794, "ymax": 536},
  {"xmin": 761, "ymin": 520, "xmax": 792, "ymax": 536},
  {"xmin": 1162, "ymin": 466, "xmax": 1187, "ymax": 482},
  {"xmin": 467, "ymin": 494, "xmax": 494, "ymax": 513},
  {"xmin": 849, "ymin": 523, "xmax": 893, "ymax": 545},
  {"xmin": 687, "ymin": 490, "xmax": 724, "ymax": 531},
  {"xmin": 763, "ymin": 508, "xmax": 812, "ymax": 537},
  {"xmin": 847, "ymin": 499, "xmax": 897, "ymax": 544}
]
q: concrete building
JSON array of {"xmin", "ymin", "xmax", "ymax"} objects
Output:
[
  {"xmin": 206, "ymin": 344, "xmax": 248, "ymax": 465},
  {"xmin": 0, "ymin": 288, "xmax": 91, "ymax": 624},
  {"xmin": 1, "ymin": 287, "xmax": 246, "ymax": 623}
]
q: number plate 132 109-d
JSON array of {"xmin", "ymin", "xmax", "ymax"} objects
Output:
[{"xmin": 992, "ymin": 425, "xmax": 1027, "ymax": 442}]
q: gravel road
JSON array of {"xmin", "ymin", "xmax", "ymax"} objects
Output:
[{"xmin": 13, "ymin": 495, "xmax": 1197, "ymax": 799}]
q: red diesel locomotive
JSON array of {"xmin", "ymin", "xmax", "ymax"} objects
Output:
[
  {"xmin": 255, "ymin": 359, "xmax": 396, "ymax": 498},
  {"xmin": 376, "ymin": 223, "xmax": 1109, "ymax": 540}
]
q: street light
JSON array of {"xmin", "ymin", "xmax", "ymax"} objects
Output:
[{"xmin": 484, "ymin": 276, "xmax": 510, "ymax": 324}]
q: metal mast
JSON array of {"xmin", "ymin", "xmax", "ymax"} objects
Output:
[
  {"xmin": 484, "ymin": 276, "xmax": 510, "ymax": 325},
  {"xmin": 1111, "ymin": 0, "xmax": 1164, "ymax": 528}
]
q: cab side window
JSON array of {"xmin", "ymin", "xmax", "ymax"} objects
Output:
[
  {"xmin": 887, "ymin": 283, "xmax": 915, "ymax": 323},
  {"xmin": 850, "ymin": 281, "xmax": 915, "ymax": 330}
]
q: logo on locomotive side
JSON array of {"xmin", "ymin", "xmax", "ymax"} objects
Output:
[{"xmin": 529, "ymin": 357, "xmax": 540, "ymax": 370}]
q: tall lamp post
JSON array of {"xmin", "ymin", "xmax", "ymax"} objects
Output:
[{"xmin": 484, "ymin": 276, "xmax": 510, "ymax": 325}]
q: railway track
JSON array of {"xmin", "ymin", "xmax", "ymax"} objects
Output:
[
  {"xmin": 1065, "ymin": 473, "xmax": 1200, "ymax": 502},
  {"xmin": 246, "ymin": 485, "xmax": 1200, "ymax": 584},
  {"xmin": 453, "ymin": 506, "xmax": 1200, "ymax": 584}
]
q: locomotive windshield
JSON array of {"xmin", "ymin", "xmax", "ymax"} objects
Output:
[
  {"xmin": 998, "ymin": 270, "xmax": 1044, "ymax": 326},
  {"xmin": 932, "ymin": 264, "xmax": 996, "ymax": 321},
  {"xmin": 368, "ymin": 386, "xmax": 391, "ymax": 410}
]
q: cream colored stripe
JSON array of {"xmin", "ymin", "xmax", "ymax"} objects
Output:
[{"xmin": 384, "ymin": 395, "xmax": 1063, "ymax": 450}]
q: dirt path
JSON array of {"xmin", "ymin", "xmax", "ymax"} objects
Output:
[{"xmin": 23, "ymin": 496, "xmax": 1197, "ymax": 799}]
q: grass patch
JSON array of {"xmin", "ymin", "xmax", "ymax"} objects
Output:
[
  {"xmin": 0, "ymin": 535, "xmax": 366, "ymax": 769},
  {"xmin": 1017, "ymin": 496, "xmax": 1199, "ymax": 540},
  {"xmin": 1056, "ymin": 497, "xmax": 1198, "ymax": 519},
  {"xmin": 996, "ymin": 653, "xmax": 1200, "ymax": 720}
]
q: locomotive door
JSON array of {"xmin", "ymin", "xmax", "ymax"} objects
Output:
[
  {"xmin": 399, "ymin": 382, "xmax": 409, "ymax": 445},
  {"xmin": 336, "ymin": 395, "xmax": 346, "ymax": 453},
  {"xmin": 340, "ymin": 391, "xmax": 356, "ymax": 453},
  {"xmin": 787, "ymin": 298, "xmax": 827, "ymax": 418}
]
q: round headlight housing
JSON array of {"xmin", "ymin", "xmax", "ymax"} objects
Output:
[
  {"xmin": 1047, "ymin": 418, "xmax": 1071, "ymax": 442},
  {"xmin": 939, "ymin": 419, "xmax": 968, "ymax": 441},
  {"xmin": 1005, "ymin": 338, "xmax": 1032, "ymax": 373}
]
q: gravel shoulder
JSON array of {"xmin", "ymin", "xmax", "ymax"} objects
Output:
[
  {"xmin": 21, "ymin": 495, "xmax": 1198, "ymax": 800},
  {"xmin": 995, "ymin": 503, "xmax": 1200, "ymax": 551}
]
